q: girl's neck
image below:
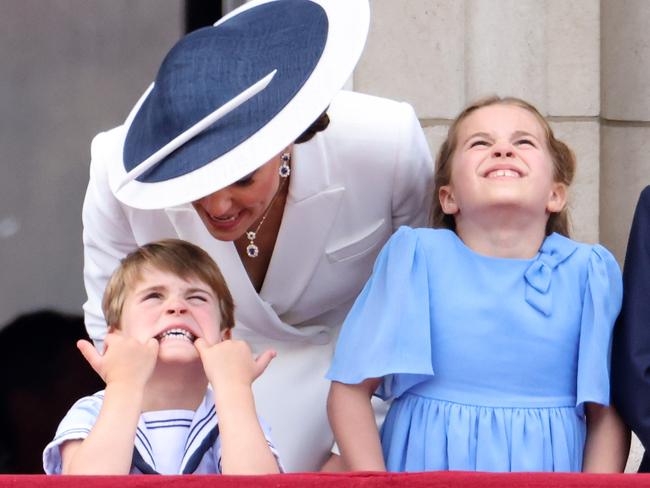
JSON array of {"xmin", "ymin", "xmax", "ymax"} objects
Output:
[
  {"xmin": 455, "ymin": 211, "xmax": 547, "ymax": 259},
  {"xmin": 142, "ymin": 361, "xmax": 208, "ymax": 412}
]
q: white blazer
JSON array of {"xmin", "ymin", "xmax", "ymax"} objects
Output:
[{"xmin": 82, "ymin": 90, "xmax": 434, "ymax": 471}]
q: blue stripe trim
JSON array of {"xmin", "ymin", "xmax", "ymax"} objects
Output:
[
  {"xmin": 53, "ymin": 428, "xmax": 91, "ymax": 442},
  {"xmin": 132, "ymin": 448, "xmax": 159, "ymax": 475},
  {"xmin": 135, "ymin": 428, "xmax": 154, "ymax": 464},
  {"xmin": 145, "ymin": 418, "xmax": 193, "ymax": 425},
  {"xmin": 182, "ymin": 424, "xmax": 219, "ymax": 474},
  {"xmin": 184, "ymin": 405, "xmax": 215, "ymax": 450},
  {"xmin": 146, "ymin": 423, "xmax": 193, "ymax": 430}
]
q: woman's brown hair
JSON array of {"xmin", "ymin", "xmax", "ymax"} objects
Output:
[
  {"xmin": 294, "ymin": 111, "xmax": 330, "ymax": 143},
  {"xmin": 430, "ymin": 96, "xmax": 575, "ymax": 237}
]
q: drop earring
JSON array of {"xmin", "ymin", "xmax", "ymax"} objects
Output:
[{"xmin": 279, "ymin": 152, "xmax": 291, "ymax": 178}]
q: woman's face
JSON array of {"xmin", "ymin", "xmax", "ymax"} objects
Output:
[{"xmin": 192, "ymin": 150, "xmax": 288, "ymax": 242}]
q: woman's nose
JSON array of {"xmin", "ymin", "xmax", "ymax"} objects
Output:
[
  {"xmin": 198, "ymin": 189, "xmax": 232, "ymax": 215},
  {"xmin": 491, "ymin": 142, "xmax": 514, "ymax": 159}
]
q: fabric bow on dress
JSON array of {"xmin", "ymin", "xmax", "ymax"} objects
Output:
[{"xmin": 524, "ymin": 234, "xmax": 577, "ymax": 316}]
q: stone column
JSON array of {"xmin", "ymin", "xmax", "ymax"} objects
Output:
[
  {"xmin": 356, "ymin": 0, "xmax": 600, "ymax": 243},
  {"xmin": 601, "ymin": 0, "xmax": 650, "ymax": 262}
]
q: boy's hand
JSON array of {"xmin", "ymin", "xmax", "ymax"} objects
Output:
[
  {"xmin": 77, "ymin": 332, "xmax": 159, "ymax": 388},
  {"xmin": 194, "ymin": 338, "xmax": 275, "ymax": 390}
]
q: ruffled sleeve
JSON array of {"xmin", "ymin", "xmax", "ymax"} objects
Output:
[
  {"xmin": 576, "ymin": 245, "xmax": 623, "ymax": 415},
  {"xmin": 326, "ymin": 226, "xmax": 434, "ymax": 400}
]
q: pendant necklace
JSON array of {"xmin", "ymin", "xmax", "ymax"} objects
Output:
[{"xmin": 244, "ymin": 152, "xmax": 291, "ymax": 258}]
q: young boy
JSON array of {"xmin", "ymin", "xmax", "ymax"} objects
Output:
[{"xmin": 43, "ymin": 239, "xmax": 281, "ymax": 474}]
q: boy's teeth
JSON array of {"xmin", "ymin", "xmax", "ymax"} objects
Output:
[{"xmin": 157, "ymin": 328, "xmax": 196, "ymax": 342}]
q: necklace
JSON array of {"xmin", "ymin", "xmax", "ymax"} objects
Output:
[{"xmin": 244, "ymin": 175, "xmax": 289, "ymax": 258}]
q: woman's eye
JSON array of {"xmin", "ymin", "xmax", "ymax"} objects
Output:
[
  {"xmin": 233, "ymin": 172, "xmax": 255, "ymax": 187},
  {"xmin": 469, "ymin": 140, "xmax": 489, "ymax": 148}
]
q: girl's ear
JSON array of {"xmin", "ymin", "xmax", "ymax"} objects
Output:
[
  {"xmin": 221, "ymin": 328, "xmax": 232, "ymax": 341},
  {"xmin": 439, "ymin": 185, "xmax": 459, "ymax": 215},
  {"xmin": 546, "ymin": 182, "xmax": 567, "ymax": 213}
]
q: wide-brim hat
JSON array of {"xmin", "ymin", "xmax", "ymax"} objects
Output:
[{"xmin": 109, "ymin": 0, "xmax": 370, "ymax": 209}]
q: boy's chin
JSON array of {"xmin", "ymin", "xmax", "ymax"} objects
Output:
[{"xmin": 156, "ymin": 344, "xmax": 201, "ymax": 364}]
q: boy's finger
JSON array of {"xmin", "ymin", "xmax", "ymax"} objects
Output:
[
  {"xmin": 145, "ymin": 337, "xmax": 159, "ymax": 354},
  {"xmin": 194, "ymin": 338, "xmax": 207, "ymax": 352},
  {"xmin": 254, "ymin": 349, "xmax": 277, "ymax": 377},
  {"xmin": 77, "ymin": 339, "xmax": 103, "ymax": 376}
]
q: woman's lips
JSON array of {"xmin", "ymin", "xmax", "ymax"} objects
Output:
[{"xmin": 204, "ymin": 209, "xmax": 243, "ymax": 231}]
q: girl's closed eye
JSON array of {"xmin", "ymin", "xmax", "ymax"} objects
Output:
[
  {"xmin": 515, "ymin": 138, "xmax": 536, "ymax": 147},
  {"xmin": 469, "ymin": 139, "xmax": 490, "ymax": 149}
]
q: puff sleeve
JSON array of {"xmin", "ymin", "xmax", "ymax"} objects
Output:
[
  {"xmin": 326, "ymin": 227, "xmax": 434, "ymax": 400},
  {"xmin": 576, "ymin": 244, "xmax": 622, "ymax": 415}
]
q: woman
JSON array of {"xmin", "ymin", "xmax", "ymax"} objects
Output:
[{"xmin": 82, "ymin": 0, "xmax": 433, "ymax": 471}]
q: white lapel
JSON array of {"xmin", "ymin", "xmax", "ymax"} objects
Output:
[
  {"xmin": 260, "ymin": 137, "xmax": 344, "ymax": 315},
  {"xmin": 165, "ymin": 205, "xmax": 332, "ymax": 343}
]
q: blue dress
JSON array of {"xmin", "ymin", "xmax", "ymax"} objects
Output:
[{"xmin": 326, "ymin": 227, "xmax": 622, "ymax": 472}]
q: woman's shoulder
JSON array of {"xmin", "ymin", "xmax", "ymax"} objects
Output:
[{"xmin": 325, "ymin": 91, "xmax": 418, "ymax": 142}]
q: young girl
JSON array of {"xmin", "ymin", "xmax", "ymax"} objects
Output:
[{"xmin": 326, "ymin": 97, "xmax": 629, "ymax": 472}]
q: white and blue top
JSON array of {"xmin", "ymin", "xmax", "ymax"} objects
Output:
[
  {"xmin": 327, "ymin": 227, "xmax": 622, "ymax": 472},
  {"xmin": 43, "ymin": 388, "xmax": 282, "ymax": 474}
]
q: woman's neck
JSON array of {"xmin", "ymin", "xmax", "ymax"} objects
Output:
[
  {"xmin": 455, "ymin": 210, "xmax": 548, "ymax": 259},
  {"xmin": 235, "ymin": 181, "xmax": 290, "ymax": 292},
  {"xmin": 142, "ymin": 361, "xmax": 208, "ymax": 412}
]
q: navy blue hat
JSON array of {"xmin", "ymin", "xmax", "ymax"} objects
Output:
[{"xmin": 110, "ymin": 0, "xmax": 369, "ymax": 209}]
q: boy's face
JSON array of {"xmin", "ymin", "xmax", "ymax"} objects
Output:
[{"xmin": 118, "ymin": 266, "xmax": 225, "ymax": 363}]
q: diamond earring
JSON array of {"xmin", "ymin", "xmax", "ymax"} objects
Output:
[{"xmin": 279, "ymin": 152, "xmax": 291, "ymax": 178}]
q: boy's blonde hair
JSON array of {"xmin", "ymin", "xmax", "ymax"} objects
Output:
[
  {"xmin": 430, "ymin": 96, "xmax": 575, "ymax": 237},
  {"xmin": 102, "ymin": 239, "xmax": 234, "ymax": 331}
]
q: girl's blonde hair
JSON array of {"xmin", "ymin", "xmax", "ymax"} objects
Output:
[{"xmin": 430, "ymin": 96, "xmax": 575, "ymax": 237}]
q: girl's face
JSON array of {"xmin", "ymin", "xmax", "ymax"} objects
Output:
[
  {"xmin": 439, "ymin": 104, "xmax": 566, "ymax": 225},
  {"xmin": 192, "ymin": 148, "xmax": 289, "ymax": 242}
]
